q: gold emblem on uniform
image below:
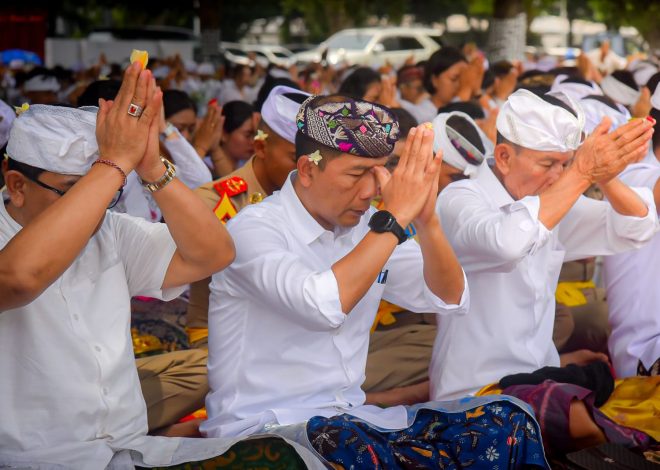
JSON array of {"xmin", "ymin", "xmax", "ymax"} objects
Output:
[{"xmin": 249, "ymin": 192, "xmax": 264, "ymax": 204}]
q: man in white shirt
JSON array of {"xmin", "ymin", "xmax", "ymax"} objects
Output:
[
  {"xmin": 0, "ymin": 63, "xmax": 235, "ymax": 468},
  {"xmin": 433, "ymin": 89, "xmax": 656, "ymax": 401},
  {"xmin": 603, "ymin": 87, "xmax": 660, "ymax": 377},
  {"xmin": 432, "ymin": 89, "xmax": 656, "ymax": 453},
  {"xmin": 203, "ymin": 94, "xmax": 548, "ymax": 468},
  {"xmin": 586, "ymin": 40, "xmax": 627, "ymax": 76}
]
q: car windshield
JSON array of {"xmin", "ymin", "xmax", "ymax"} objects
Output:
[{"xmin": 326, "ymin": 32, "xmax": 374, "ymax": 50}]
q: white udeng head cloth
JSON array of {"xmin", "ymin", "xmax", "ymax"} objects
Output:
[
  {"xmin": 432, "ymin": 111, "xmax": 493, "ymax": 177},
  {"xmin": 550, "ymin": 75, "xmax": 602, "ymax": 102},
  {"xmin": 7, "ymin": 104, "xmax": 99, "ymax": 175},
  {"xmin": 496, "ymin": 89, "xmax": 585, "ymax": 152},
  {"xmin": 600, "ymin": 74, "xmax": 641, "ymax": 107},
  {"xmin": 23, "ymin": 75, "xmax": 60, "ymax": 93},
  {"xmin": 260, "ymin": 85, "xmax": 310, "ymax": 144},
  {"xmin": 580, "ymin": 96, "xmax": 631, "ymax": 135}
]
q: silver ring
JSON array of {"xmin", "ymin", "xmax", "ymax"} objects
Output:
[{"xmin": 127, "ymin": 102, "xmax": 143, "ymax": 118}]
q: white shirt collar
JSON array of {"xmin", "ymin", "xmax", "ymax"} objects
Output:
[
  {"xmin": 279, "ymin": 171, "xmax": 354, "ymax": 245},
  {"xmin": 474, "ymin": 163, "xmax": 515, "ymax": 208}
]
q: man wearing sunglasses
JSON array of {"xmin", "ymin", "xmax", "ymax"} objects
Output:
[
  {"xmin": 431, "ymin": 89, "xmax": 657, "ymax": 450},
  {"xmin": 0, "ymin": 63, "xmax": 235, "ymax": 468}
]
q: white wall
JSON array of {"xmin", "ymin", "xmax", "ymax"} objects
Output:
[{"xmin": 45, "ymin": 38, "xmax": 195, "ymax": 68}]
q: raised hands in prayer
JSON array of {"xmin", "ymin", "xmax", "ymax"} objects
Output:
[
  {"xmin": 192, "ymin": 102, "xmax": 225, "ymax": 157},
  {"xmin": 573, "ymin": 116, "xmax": 655, "ymax": 185},
  {"xmin": 373, "ymin": 123, "xmax": 443, "ymax": 228},
  {"xmin": 96, "ymin": 61, "xmax": 162, "ymax": 176}
]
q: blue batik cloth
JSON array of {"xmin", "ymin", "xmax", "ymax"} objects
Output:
[{"xmin": 306, "ymin": 395, "xmax": 549, "ymax": 469}]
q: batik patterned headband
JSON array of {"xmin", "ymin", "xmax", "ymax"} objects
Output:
[{"xmin": 296, "ymin": 95, "xmax": 400, "ymax": 158}]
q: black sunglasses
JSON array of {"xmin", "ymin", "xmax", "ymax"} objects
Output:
[{"xmin": 23, "ymin": 173, "xmax": 123, "ymax": 209}]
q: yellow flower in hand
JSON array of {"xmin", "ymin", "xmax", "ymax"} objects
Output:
[{"xmin": 14, "ymin": 103, "xmax": 29, "ymax": 116}]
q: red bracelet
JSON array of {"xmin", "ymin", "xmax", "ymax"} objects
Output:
[{"xmin": 92, "ymin": 159, "xmax": 127, "ymax": 187}]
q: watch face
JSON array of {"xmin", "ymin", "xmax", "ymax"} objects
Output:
[{"xmin": 370, "ymin": 210, "xmax": 395, "ymax": 232}]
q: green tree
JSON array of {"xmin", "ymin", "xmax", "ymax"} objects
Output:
[{"xmin": 588, "ymin": 0, "xmax": 660, "ymax": 50}]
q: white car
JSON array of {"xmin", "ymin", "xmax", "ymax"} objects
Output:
[
  {"xmin": 220, "ymin": 43, "xmax": 294, "ymax": 68},
  {"xmin": 243, "ymin": 44, "xmax": 295, "ymax": 68},
  {"xmin": 294, "ymin": 27, "xmax": 443, "ymax": 68}
]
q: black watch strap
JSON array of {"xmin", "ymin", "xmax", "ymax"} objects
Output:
[{"xmin": 369, "ymin": 210, "xmax": 408, "ymax": 245}]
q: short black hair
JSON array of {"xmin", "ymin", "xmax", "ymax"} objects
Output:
[
  {"xmin": 492, "ymin": 60, "xmax": 514, "ymax": 78},
  {"xmin": 423, "ymin": 47, "xmax": 466, "ymax": 94},
  {"xmin": 254, "ymin": 74, "xmax": 301, "ymax": 111},
  {"xmin": 5, "ymin": 156, "xmax": 45, "ymax": 179},
  {"xmin": 77, "ymin": 80, "xmax": 121, "ymax": 107},
  {"xmin": 338, "ymin": 67, "xmax": 381, "ymax": 100},
  {"xmin": 221, "ymin": 101, "xmax": 254, "ymax": 134},
  {"xmin": 611, "ymin": 70, "xmax": 639, "ymax": 91},
  {"xmin": 447, "ymin": 115, "xmax": 485, "ymax": 154},
  {"xmin": 438, "ymin": 101, "xmax": 485, "ymax": 120},
  {"xmin": 163, "ymin": 89, "xmax": 197, "ymax": 118},
  {"xmin": 295, "ymin": 131, "xmax": 342, "ymax": 169},
  {"xmin": 495, "ymin": 132, "xmax": 524, "ymax": 153},
  {"xmin": 652, "ymin": 108, "xmax": 660, "ymax": 150},
  {"xmin": 391, "ymin": 108, "xmax": 417, "ymax": 137}
]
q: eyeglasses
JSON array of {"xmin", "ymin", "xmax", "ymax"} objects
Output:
[{"xmin": 23, "ymin": 173, "xmax": 123, "ymax": 209}]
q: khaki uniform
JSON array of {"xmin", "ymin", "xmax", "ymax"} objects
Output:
[
  {"xmin": 553, "ymin": 259, "xmax": 610, "ymax": 354},
  {"xmin": 187, "ymin": 157, "xmax": 266, "ymax": 347},
  {"xmin": 136, "ymin": 349, "xmax": 209, "ymax": 431}
]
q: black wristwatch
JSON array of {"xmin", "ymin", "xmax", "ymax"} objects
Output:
[{"xmin": 368, "ymin": 210, "xmax": 408, "ymax": 245}]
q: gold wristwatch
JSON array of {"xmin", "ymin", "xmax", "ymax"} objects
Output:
[{"xmin": 141, "ymin": 157, "xmax": 176, "ymax": 193}]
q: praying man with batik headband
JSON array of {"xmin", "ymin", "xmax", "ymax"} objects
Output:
[{"xmin": 203, "ymin": 94, "xmax": 549, "ymax": 468}]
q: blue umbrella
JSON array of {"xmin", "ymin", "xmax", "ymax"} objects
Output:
[{"xmin": 0, "ymin": 49, "xmax": 43, "ymax": 66}]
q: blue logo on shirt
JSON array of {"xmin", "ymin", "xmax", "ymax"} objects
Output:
[{"xmin": 377, "ymin": 269, "xmax": 389, "ymax": 285}]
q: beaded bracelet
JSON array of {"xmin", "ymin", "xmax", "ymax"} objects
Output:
[{"xmin": 92, "ymin": 159, "xmax": 127, "ymax": 187}]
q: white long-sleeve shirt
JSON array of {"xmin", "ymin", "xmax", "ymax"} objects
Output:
[
  {"xmin": 111, "ymin": 129, "xmax": 212, "ymax": 223},
  {"xmin": 201, "ymin": 172, "xmax": 469, "ymax": 438},
  {"xmin": 431, "ymin": 163, "xmax": 658, "ymax": 400},
  {"xmin": 604, "ymin": 159, "xmax": 660, "ymax": 377}
]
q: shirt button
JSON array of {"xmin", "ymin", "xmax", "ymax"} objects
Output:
[
  {"xmin": 73, "ymin": 314, "xmax": 79, "ymax": 321},
  {"xmin": 94, "ymin": 345, "xmax": 102, "ymax": 352},
  {"xmin": 102, "ymin": 387, "xmax": 109, "ymax": 395}
]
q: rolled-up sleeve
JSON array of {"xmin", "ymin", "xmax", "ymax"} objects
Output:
[
  {"xmin": 559, "ymin": 188, "xmax": 659, "ymax": 261},
  {"xmin": 212, "ymin": 214, "xmax": 346, "ymax": 331},
  {"xmin": 438, "ymin": 185, "xmax": 552, "ymax": 273}
]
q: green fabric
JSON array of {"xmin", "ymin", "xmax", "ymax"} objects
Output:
[{"xmin": 138, "ymin": 437, "xmax": 306, "ymax": 470}]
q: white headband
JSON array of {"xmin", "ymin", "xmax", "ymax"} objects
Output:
[
  {"xmin": 497, "ymin": 89, "xmax": 585, "ymax": 152},
  {"xmin": 432, "ymin": 111, "xmax": 493, "ymax": 177},
  {"xmin": 23, "ymin": 75, "xmax": 60, "ymax": 93},
  {"xmin": 550, "ymin": 75, "xmax": 602, "ymax": 102},
  {"xmin": 261, "ymin": 85, "xmax": 310, "ymax": 144},
  {"xmin": 7, "ymin": 105, "xmax": 99, "ymax": 175},
  {"xmin": 580, "ymin": 96, "xmax": 631, "ymax": 135},
  {"xmin": 600, "ymin": 75, "xmax": 641, "ymax": 107}
]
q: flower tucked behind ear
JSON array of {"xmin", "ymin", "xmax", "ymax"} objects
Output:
[
  {"xmin": 308, "ymin": 150, "xmax": 323, "ymax": 166},
  {"xmin": 14, "ymin": 103, "xmax": 29, "ymax": 116},
  {"xmin": 254, "ymin": 129, "xmax": 269, "ymax": 141}
]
